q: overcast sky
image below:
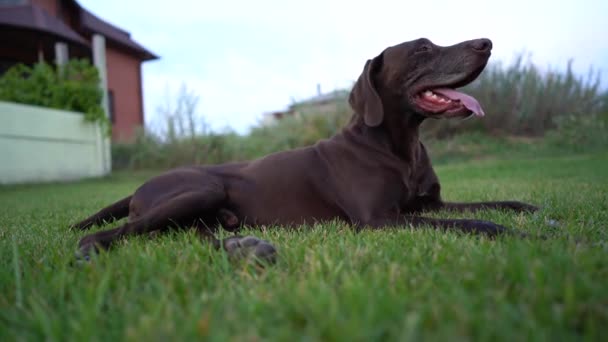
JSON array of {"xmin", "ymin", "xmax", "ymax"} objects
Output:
[{"xmin": 79, "ymin": 0, "xmax": 608, "ymax": 134}]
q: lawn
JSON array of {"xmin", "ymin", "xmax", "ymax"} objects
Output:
[{"xmin": 1, "ymin": 151, "xmax": 607, "ymax": 341}]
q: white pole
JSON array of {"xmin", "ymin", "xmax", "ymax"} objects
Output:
[
  {"xmin": 92, "ymin": 34, "xmax": 111, "ymax": 174},
  {"xmin": 54, "ymin": 42, "xmax": 68, "ymax": 66}
]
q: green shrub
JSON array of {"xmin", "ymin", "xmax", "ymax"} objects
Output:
[
  {"xmin": 423, "ymin": 56, "xmax": 608, "ymax": 138},
  {"xmin": 112, "ymin": 130, "xmax": 247, "ymax": 170},
  {"xmin": 246, "ymin": 101, "xmax": 351, "ymax": 155},
  {"xmin": 546, "ymin": 111, "xmax": 608, "ymax": 152},
  {"xmin": 112, "ymin": 56, "xmax": 608, "ymax": 170},
  {"xmin": 0, "ymin": 60, "xmax": 108, "ymax": 131},
  {"xmin": 253, "ymin": 55, "xmax": 608, "ymax": 143}
]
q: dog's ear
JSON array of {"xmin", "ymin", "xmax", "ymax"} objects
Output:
[{"xmin": 348, "ymin": 54, "xmax": 384, "ymax": 127}]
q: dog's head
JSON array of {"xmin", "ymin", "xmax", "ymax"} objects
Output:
[{"xmin": 349, "ymin": 38, "xmax": 492, "ymax": 127}]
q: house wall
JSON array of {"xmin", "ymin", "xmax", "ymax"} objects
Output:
[
  {"xmin": 0, "ymin": 101, "xmax": 109, "ymax": 184},
  {"xmin": 105, "ymin": 46, "xmax": 144, "ymax": 142}
]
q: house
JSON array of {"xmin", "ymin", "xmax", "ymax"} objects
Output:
[
  {"xmin": 0, "ymin": 0, "xmax": 158, "ymax": 141},
  {"xmin": 262, "ymin": 87, "xmax": 350, "ymax": 126}
]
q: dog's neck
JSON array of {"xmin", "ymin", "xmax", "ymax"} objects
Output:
[
  {"xmin": 344, "ymin": 91, "xmax": 425, "ymax": 162},
  {"xmin": 382, "ymin": 100, "xmax": 425, "ymax": 159},
  {"xmin": 344, "ymin": 102, "xmax": 424, "ymax": 162}
]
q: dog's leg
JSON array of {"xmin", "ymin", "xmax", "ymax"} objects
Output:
[
  {"xmin": 360, "ymin": 215, "xmax": 524, "ymax": 238},
  {"xmin": 70, "ymin": 195, "xmax": 133, "ymax": 230},
  {"xmin": 441, "ymin": 201, "xmax": 539, "ymax": 213},
  {"xmin": 77, "ymin": 191, "xmax": 277, "ymax": 263},
  {"xmin": 78, "ymin": 191, "xmax": 222, "ymax": 253}
]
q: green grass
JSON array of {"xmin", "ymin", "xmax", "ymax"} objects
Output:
[{"xmin": 1, "ymin": 151, "xmax": 607, "ymax": 341}]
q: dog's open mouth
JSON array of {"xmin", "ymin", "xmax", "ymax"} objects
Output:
[{"xmin": 414, "ymin": 88, "xmax": 484, "ymax": 118}]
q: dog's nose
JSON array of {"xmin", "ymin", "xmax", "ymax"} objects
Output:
[{"xmin": 469, "ymin": 38, "xmax": 493, "ymax": 53}]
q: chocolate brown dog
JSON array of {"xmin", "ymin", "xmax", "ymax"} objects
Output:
[{"xmin": 72, "ymin": 38, "xmax": 537, "ymax": 261}]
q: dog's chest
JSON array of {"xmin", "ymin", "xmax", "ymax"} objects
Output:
[
  {"xmin": 397, "ymin": 160, "xmax": 439, "ymax": 207},
  {"xmin": 398, "ymin": 172, "xmax": 418, "ymax": 203},
  {"xmin": 364, "ymin": 163, "xmax": 418, "ymax": 210}
]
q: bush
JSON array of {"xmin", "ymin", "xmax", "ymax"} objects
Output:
[
  {"xmin": 0, "ymin": 60, "xmax": 107, "ymax": 130},
  {"xmin": 422, "ymin": 56, "xmax": 608, "ymax": 138},
  {"xmin": 112, "ymin": 85, "xmax": 250, "ymax": 170},
  {"xmin": 253, "ymin": 55, "xmax": 608, "ymax": 143},
  {"xmin": 112, "ymin": 56, "xmax": 608, "ymax": 170},
  {"xmin": 546, "ymin": 111, "xmax": 608, "ymax": 152},
  {"xmin": 112, "ymin": 130, "xmax": 246, "ymax": 170},
  {"xmin": 245, "ymin": 101, "xmax": 352, "ymax": 155}
]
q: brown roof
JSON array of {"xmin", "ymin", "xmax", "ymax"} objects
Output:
[
  {"xmin": 77, "ymin": 6, "xmax": 158, "ymax": 60},
  {"xmin": 0, "ymin": 5, "xmax": 88, "ymax": 46},
  {"xmin": 0, "ymin": 1, "xmax": 158, "ymax": 61}
]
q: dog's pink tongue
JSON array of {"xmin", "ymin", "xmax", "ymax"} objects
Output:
[{"xmin": 433, "ymin": 88, "xmax": 485, "ymax": 117}]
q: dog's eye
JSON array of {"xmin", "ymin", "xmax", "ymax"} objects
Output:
[{"xmin": 415, "ymin": 45, "xmax": 432, "ymax": 54}]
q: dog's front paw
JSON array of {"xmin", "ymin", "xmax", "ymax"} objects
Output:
[
  {"xmin": 465, "ymin": 220, "xmax": 510, "ymax": 237},
  {"xmin": 222, "ymin": 236, "xmax": 277, "ymax": 265},
  {"xmin": 75, "ymin": 235, "xmax": 100, "ymax": 262}
]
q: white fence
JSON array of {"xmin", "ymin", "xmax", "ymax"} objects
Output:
[{"xmin": 0, "ymin": 101, "xmax": 111, "ymax": 184}]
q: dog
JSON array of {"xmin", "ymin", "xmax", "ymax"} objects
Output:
[{"xmin": 72, "ymin": 38, "xmax": 538, "ymax": 262}]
